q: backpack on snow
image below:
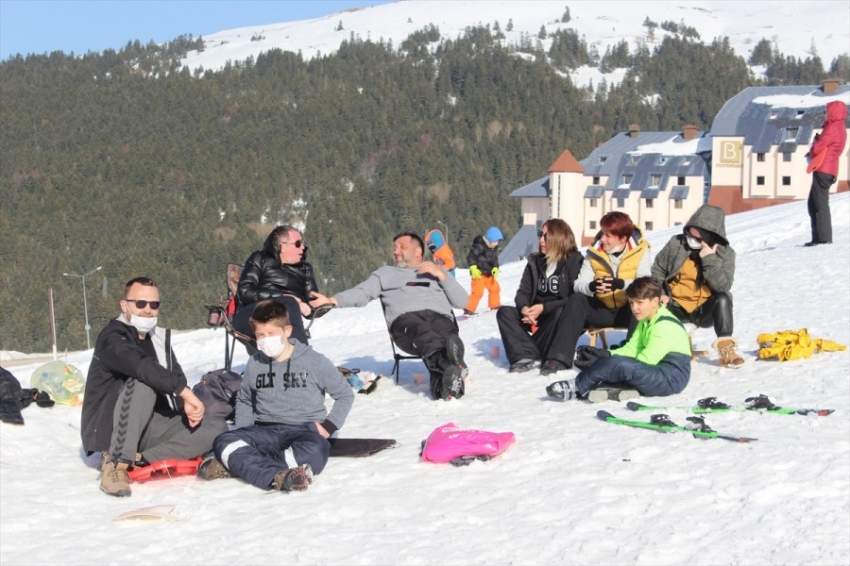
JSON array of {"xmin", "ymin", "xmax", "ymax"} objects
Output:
[{"xmin": 192, "ymin": 369, "xmax": 242, "ymax": 420}]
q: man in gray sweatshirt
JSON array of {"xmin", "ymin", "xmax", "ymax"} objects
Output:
[
  {"xmin": 200, "ymin": 300, "xmax": 354, "ymax": 492},
  {"xmin": 310, "ymin": 232, "xmax": 469, "ymax": 400}
]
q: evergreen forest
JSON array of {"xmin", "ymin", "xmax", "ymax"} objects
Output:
[{"xmin": 1, "ymin": 24, "xmax": 846, "ymax": 351}]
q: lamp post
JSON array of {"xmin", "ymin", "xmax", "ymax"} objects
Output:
[
  {"xmin": 436, "ymin": 220, "xmax": 449, "ymax": 246},
  {"xmin": 63, "ymin": 266, "xmax": 102, "ymax": 350}
]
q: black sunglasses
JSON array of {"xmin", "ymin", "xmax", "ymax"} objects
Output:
[
  {"xmin": 125, "ymin": 299, "xmax": 161, "ymax": 310},
  {"xmin": 537, "ymin": 230, "xmax": 548, "ymax": 241},
  {"xmin": 282, "ymin": 240, "xmax": 304, "ymax": 249}
]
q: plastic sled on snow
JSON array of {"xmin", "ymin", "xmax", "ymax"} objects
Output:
[{"xmin": 127, "ymin": 457, "xmax": 202, "ymax": 482}]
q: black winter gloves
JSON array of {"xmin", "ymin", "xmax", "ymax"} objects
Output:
[
  {"xmin": 589, "ymin": 276, "xmax": 625, "ymax": 294},
  {"xmin": 574, "ymin": 346, "xmax": 611, "ymax": 370}
]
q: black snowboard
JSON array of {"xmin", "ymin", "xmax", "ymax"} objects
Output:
[{"xmin": 328, "ymin": 438, "xmax": 397, "ymax": 458}]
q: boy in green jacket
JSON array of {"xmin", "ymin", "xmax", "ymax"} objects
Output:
[{"xmin": 547, "ymin": 277, "xmax": 691, "ymax": 401}]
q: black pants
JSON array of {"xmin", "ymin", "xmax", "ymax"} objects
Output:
[
  {"xmin": 390, "ymin": 310, "xmax": 460, "ymax": 398},
  {"xmin": 666, "ymin": 292, "xmax": 733, "ymax": 338},
  {"xmin": 232, "ymin": 296, "xmax": 309, "ymax": 352},
  {"xmin": 545, "ymin": 294, "xmax": 636, "ymax": 366},
  {"xmin": 497, "ymin": 304, "xmax": 563, "ymax": 365},
  {"xmin": 808, "ymin": 171, "xmax": 836, "ymax": 244}
]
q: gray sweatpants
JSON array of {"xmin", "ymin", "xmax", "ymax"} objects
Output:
[{"xmin": 110, "ymin": 378, "xmax": 228, "ymax": 464}]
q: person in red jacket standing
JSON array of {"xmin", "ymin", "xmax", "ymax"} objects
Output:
[{"xmin": 806, "ymin": 100, "xmax": 848, "ymax": 246}]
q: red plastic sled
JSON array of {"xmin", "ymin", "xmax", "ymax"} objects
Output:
[
  {"xmin": 807, "ymin": 146, "xmax": 827, "ymax": 174},
  {"xmin": 127, "ymin": 457, "xmax": 202, "ymax": 482}
]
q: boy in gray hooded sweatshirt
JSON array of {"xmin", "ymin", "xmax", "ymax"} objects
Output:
[{"xmin": 200, "ymin": 300, "xmax": 354, "ymax": 491}]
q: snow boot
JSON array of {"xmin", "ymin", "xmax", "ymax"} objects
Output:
[
  {"xmin": 713, "ymin": 337, "xmax": 745, "ymax": 369},
  {"xmin": 198, "ymin": 457, "xmax": 232, "ymax": 481},
  {"xmin": 272, "ymin": 464, "xmax": 313, "ymax": 492},
  {"xmin": 546, "ymin": 379, "xmax": 576, "ymax": 401},
  {"xmin": 100, "ymin": 460, "xmax": 132, "ymax": 497}
]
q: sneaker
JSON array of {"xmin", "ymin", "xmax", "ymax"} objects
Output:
[
  {"xmin": 586, "ymin": 386, "xmax": 641, "ymax": 403},
  {"xmin": 197, "ymin": 457, "xmax": 232, "ymax": 480},
  {"xmin": 509, "ymin": 358, "xmax": 541, "ymax": 373},
  {"xmin": 272, "ymin": 464, "xmax": 313, "ymax": 492},
  {"xmin": 441, "ymin": 365, "xmax": 465, "ymax": 400},
  {"xmin": 546, "ymin": 379, "xmax": 576, "ymax": 401},
  {"xmin": 100, "ymin": 460, "xmax": 132, "ymax": 497},
  {"xmin": 539, "ymin": 359, "xmax": 569, "ymax": 376},
  {"xmin": 713, "ymin": 337, "xmax": 745, "ymax": 369}
]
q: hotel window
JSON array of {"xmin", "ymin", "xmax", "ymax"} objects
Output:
[
  {"xmin": 757, "ymin": 153, "xmax": 765, "ymax": 162},
  {"xmin": 599, "ymin": 156, "xmax": 608, "ymax": 164},
  {"xmin": 622, "ymin": 174, "xmax": 632, "ymax": 185},
  {"xmin": 756, "ymin": 176, "xmax": 765, "ymax": 185},
  {"xmin": 769, "ymin": 110, "xmax": 778, "ymax": 119},
  {"xmin": 674, "ymin": 200, "xmax": 683, "ymax": 209},
  {"xmin": 786, "ymin": 128, "xmax": 798, "ymax": 141},
  {"xmin": 592, "ymin": 176, "xmax": 600, "ymax": 184},
  {"xmin": 677, "ymin": 176, "xmax": 685, "ymax": 185},
  {"xmin": 796, "ymin": 110, "xmax": 804, "ymax": 119},
  {"xmin": 617, "ymin": 198, "xmax": 625, "ymax": 208},
  {"xmin": 783, "ymin": 152, "xmax": 792, "ymax": 162},
  {"xmin": 650, "ymin": 174, "xmax": 661, "ymax": 187},
  {"xmin": 589, "ymin": 220, "xmax": 597, "ymax": 230},
  {"xmin": 645, "ymin": 199, "xmax": 654, "ymax": 208},
  {"xmin": 630, "ymin": 155, "xmax": 640, "ymax": 165},
  {"xmin": 782, "ymin": 176, "xmax": 791, "ymax": 186},
  {"xmin": 645, "ymin": 221, "xmax": 654, "ymax": 231},
  {"xmin": 589, "ymin": 198, "xmax": 598, "ymax": 208},
  {"xmin": 674, "ymin": 221, "xmax": 682, "ymax": 226}
]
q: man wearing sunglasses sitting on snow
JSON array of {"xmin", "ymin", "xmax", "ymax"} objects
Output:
[
  {"xmin": 81, "ymin": 277, "xmax": 228, "ymax": 497},
  {"xmin": 233, "ymin": 224, "xmax": 323, "ymax": 346}
]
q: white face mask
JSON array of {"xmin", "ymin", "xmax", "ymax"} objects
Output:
[
  {"xmin": 129, "ymin": 314, "xmax": 157, "ymax": 334},
  {"xmin": 257, "ymin": 335, "xmax": 286, "ymax": 359},
  {"xmin": 686, "ymin": 236, "xmax": 703, "ymax": 250}
]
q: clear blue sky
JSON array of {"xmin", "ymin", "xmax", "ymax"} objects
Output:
[{"xmin": 0, "ymin": 0, "xmax": 393, "ymax": 60}]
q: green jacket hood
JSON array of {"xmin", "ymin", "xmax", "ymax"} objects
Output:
[{"xmin": 685, "ymin": 204, "xmax": 728, "ymax": 246}]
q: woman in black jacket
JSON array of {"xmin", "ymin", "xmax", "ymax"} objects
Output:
[
  {"xmin": 496, "ymin": 219, "xmax": 583, "ymax": 372},
  {"xmin": 232, "ymin": 225, "xmax": 320, "ymax": 345}
]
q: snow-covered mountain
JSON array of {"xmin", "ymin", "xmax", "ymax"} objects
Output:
[
  {"xmin": 2, "ymin": 193, "xmax": 848, "ymax": 565},
  {"xmin": 181, "ymin": 0, "xmax": 850, "ymax": 88}
]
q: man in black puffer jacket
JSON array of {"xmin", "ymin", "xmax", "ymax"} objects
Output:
[{"xmin": 233, "ymin": 225, "xmax": 323, "ymax": 346}]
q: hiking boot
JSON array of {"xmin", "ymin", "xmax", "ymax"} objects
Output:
[
  {"xmin": 540, "ymin": 359, "xmax": 569, "ymax": 376},
  {"xmin": 272, "ymin": 464, "xmax": 313, "ymax": 492},
  {"xmin": 509, "ymin": 358, "xmax": 541, "ymax": 373},
  {"xmin": 441, "ymin": 365, "xmax": 465, "ymax": 400},
  {"xmin": 586, "ymin": 386, "xmax": 640, "ymax": 403},
  {"xmin": 198, "ymin": 457, "xmax": 232, "ymax": 481},
  {"xmin": 713, "ymin": 337, "xmax": 745, "ymax": 369},
  {"xmin": 445, "ymin": 334, "xmax": 469, "ymax": 379},
  {"xmin": 546, "ymin": 379, "xmax": 576, "ymax": 401},
  {"xmin": 100, "ymin": 460, "xmax": 132, "ymax": 497}
]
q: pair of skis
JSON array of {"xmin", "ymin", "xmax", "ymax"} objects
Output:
[{"xmin": 597, "ymin": 395, "xmax": 834, "ymax": 443}]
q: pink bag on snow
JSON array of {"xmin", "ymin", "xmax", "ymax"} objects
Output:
[{"xmin": 421, "ymin": 422, "xmax": 516, "ymax": 464}]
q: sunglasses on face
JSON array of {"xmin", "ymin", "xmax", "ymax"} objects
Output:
[
  {"xmin": 125, "ymin": 299, "xmax": 161, "ymax": 310},
  {"xmin": 282, "ymin": 240, "xmax": 304, "ymax": 249},
  {"xmin": 537, "ymin": 230, "xmax": 548, "ymax": 241}
]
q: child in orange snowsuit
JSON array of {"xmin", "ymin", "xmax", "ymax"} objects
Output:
[
  {"xmin": 425, "ymin": 229, "xmax": 456, "ymax": 277},
  {"xmin": 465, "ymin": 227, "xmax": 503, "ymax": 315}
]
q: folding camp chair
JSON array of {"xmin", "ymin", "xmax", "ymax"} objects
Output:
[{"xmin": 205, "ymin": 263, "xmax": 251, "ymax": 372}]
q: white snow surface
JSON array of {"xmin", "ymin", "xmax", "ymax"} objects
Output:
[
  {"xmin": 752, "ymin": 90, "xmax": 850, "ymax": 109},
  {"xmin": 180, "ymin": 1, "xmax": 850, "ymax": 90},
  {"xmin": 628, "ymin": 134, "xmax": 712, "ymax": 156},
  {"xmin": 2, "ymin": 194, "xmax": 850, "ymax": 565}
]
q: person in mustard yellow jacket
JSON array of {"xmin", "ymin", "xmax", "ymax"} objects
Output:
[
  {"xmin": 425, "ymin": 229, "xmax": 456, "ymax": 277},
  {"xmin": 539, "ymin": 212, "xmax": 651, "ymax": 376}
]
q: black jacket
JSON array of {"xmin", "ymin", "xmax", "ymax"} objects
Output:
[
  {"xmin": 236, "ymin": 250, "xmax": 319, "ymax": 308},
  {"xmin": 81, "ymin": 319, "xmax": 186, "ymax": 455},
  {"xmin": 514, "ymin": 252, "xmax": 583, "ymax": 314},
  {"xmin": 467, "ymin": 235, "xmax": 500, "ymax": 275}
]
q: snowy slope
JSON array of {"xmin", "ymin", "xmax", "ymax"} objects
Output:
[
  {"xmin": 1, "ymin": 194, "xmax": 849, "ymax": 565},
  {"xmin": 180, "ymin": 0, "xmax": 850, "ymax": 89}
]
